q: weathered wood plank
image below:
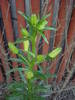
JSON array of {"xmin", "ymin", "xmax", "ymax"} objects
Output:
[
  {"xmin": 49, "ymin": 0, "xmax": 73, "ymax": 83},
  {"xmin": 57, "ymin": 7, "xmax": 75, "ymax": 82},
  {"xmin": 55, "ymin": 0, "xmax": 73, "ymax": 76},
  {"xmin": 9, "ymin": 0, "xmax": 19, "ymax": 41},
  {"xmin": 9, "ymin": 0, "xmax": 23, "ymax": 81},
  {"xmin": 25, "ymin": 0, "xmax": 31, "ymax": 16},
  {"xmin": 31, "ymin": 0, "xmax": 40, "ymax": 15},
  {"xmin": 48, "ymin": 0, "xmax": 60, "ymax": 51},
  {"xmin": 16, "ymin": 0, "xmax": 25, "ymax": 49},
  {"xmin": 0, "ymin": 5, "xmax": 14, "ymax": 81}
]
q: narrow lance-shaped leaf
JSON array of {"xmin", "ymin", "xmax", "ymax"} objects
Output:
[
  {"xmin": 18, "ymin": 69, "xmax": 27, "ymax": 84},
  {"xmin": 44, "ymin": 26, "xmax": 57, "ymax": 31},
  {"xmin": 42, "ymin": 13, "xmax": 51, "ymax": 20},
  {"xmin": 26, "ymin": 51, "xmax": 35, "ymax": 58},
  {"xmin": 39, "ymin": 31, "xmax": 48, "ymax": 44},
  {"xmin": 34, "ymin": 71, "xmax": 46, "ymax": 80},
  {"xmin": 6, "ymin": 67, "xmax": 27, "ymax": 75},
  {"xmin": 18, "ymin": 11, "xmax": 30, "ymax": 24},
  {"xmin": 18, "ymin": 54, "xmax": 30, "ymax": 66},
  {"xmin": 8, "ymin": 57, "xmax": 26, "ymax": 64},
  {"xmin": 45, "ymin": 73, "xmax": 57, "ymax": 78}
]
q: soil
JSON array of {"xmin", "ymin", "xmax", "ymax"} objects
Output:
[{"xmin": 56, "ymin": 90, "xmax": 75, "ymax": 100}]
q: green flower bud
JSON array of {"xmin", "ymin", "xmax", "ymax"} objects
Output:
[
  {"xmin": 21, "ymin": 28, "xmax": 28, "ymax": 37},
  {"xmin": 37, "ymin": 20, "xmax": 48, "ymax": 30},
  {"xmin": 48, "ymin": 47, "xmax": 62, "ymax": 59},
  {"xmin": 37, "ymin": 55, "xmax": 45, "ymax": 63},
  {"xmin": 23, "ymin": 40, "xmax": 29, "ymax": 51},
  {"xmin": 25, "ymin": 70, "xmax": 34, "ymax": 80},
  {"xmin": 8, "ymin": 42, "xmax": 19, "ymax": 54},
  {"xmin": 31, "ymin": 14, "xmax": 38, "ymax": 26}
]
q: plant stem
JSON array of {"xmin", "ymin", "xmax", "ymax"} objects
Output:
[
  {"xmin": 32, "ymin": 39, "xmax": 36, "ymax": 54},
  {"xmin": 28, "ymin": 79, "xmax": 32, "ymax": 100}
]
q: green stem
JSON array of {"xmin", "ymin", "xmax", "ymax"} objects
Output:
[
  {"xmin": 32, "ymin": 40, "xmax": 36, "ymax": 54},
  {"xmin": 32, "ymin": 29, "xmax": 37, "ymax": 55},
  {"xmin": 28, "ymin": 80, "xmax": 32, "ymax": 100}
]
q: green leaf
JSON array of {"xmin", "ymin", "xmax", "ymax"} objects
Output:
[
  {"xmin": 7, "ymin": 81, "xmax": 25, "ymax": 91},
  {"xmin": 44, "ymin": 26, "xmax": 56, "ymax": 31},
  {"xmin": 18, "ymin": 54, "xmax": 30, "ymax": 65},
  {"xmin": 33, "ymin": 84, "xmax": 49, "ymax": 93},
  {"xmin": 34, "ymin": 71, "xmax": 46, "ymax": 80},
  {"xmin": 6, "ymin": 94, "xmax": 24, "ymax": 100},
  {"xmin": 6, "ymin": 67, "xmax": 27, "ymax": 75},
  {"xmin": 39, "ymin": 31, "xmax": 48, "ymax": 44},
  {"xmin": 27, "ymin": 51, "xmax": 35, "ymax": 58},
  {"xmin": 18, "ymin": 11, "xmax": 30, "ymax": 24},
  {"xmin": 38, "ymin": 65, "xmax": 43, "ymax": 73},
  {"xmin": 18, "ymin": 69, "xmax": 27, "ymax": 84},
  {"xmin": 30, "ymin": 58, "xmax": 36, "ymax": 68},
  {"xmin": 8, "ymin": 57, "xmax": 26, "ymax": 64},
  {"xmin": 42, "ymin": 13, "xmax": 51, "ymax": 19},
  {"xmin": 6, "ymin": 67, "xmax": 28, "ymax": 84},
  {"xmin": 48, "ymin": 47, "xmax": 62, "ymax": 59},
  {"xmin": 5, "ymin": 91, "xmax": 25, "ymax": 100},
  {"xmin": 45, "ymin": 73, "xmax": 57, "ymax": 78}
]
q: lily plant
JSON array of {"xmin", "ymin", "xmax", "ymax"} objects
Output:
[{"xmin": 6, "ymin": 11, "xmax": 62, "ymax": 100}]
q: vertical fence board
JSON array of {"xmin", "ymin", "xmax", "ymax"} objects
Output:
[
  {"xmin": 31, "ymin": 0, "xmax": 40, "ymax": 15},
  {"xmin": 1, "ymin": 0, "xmax": 21, "ymax": 81},
  {"xmin": 16, "ymin": 0, "xmax": 25, "ymax": 49},
  {"xmin": 9, "ymin": 0, "xmax": 23, "ymax": 81},
  {"xmin": 54, "ymin": 0, "xmax": 73, "ymax": 80},
  {"xmin": 0, "ymin": 1, "xmax": 15, "ymax": 82},
  {"xmin": 49, "ymin": 0, "xmax": 60, "ymax": 51},
  {"xmin": 57, "ymin": 7, "xmax": 75, "ymax": 82},
  {"xmin": 9, "ymin": 0, "xmax": 19, "ymax": 41},
  {"xmin": 25, "ymin": 0, "xmax": 31, "ymax": 16},
  {"xmin": 54, "ymin": 0, "xmax": 66, "ymax": 47},
  {"xmin": 49, "ymin": 0, "xmax": 69, "ymax": 82}
]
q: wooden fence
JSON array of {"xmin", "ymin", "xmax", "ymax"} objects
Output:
[{"xmin": 0, "ymin": 0, "xmax": 75, "ymax": 84}]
